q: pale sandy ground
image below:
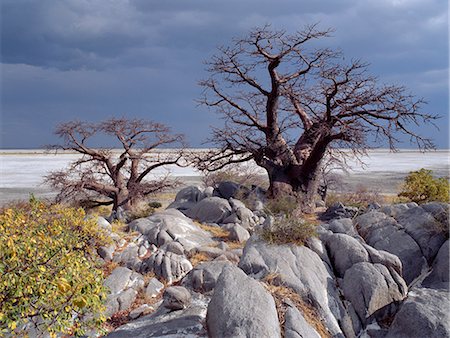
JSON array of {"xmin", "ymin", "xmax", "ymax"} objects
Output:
[{"xmin": 0, "ymin": 149, "xmax": 448, "ymax": 205}]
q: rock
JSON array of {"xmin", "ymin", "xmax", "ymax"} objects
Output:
[
  {"xmin": 342, "ymin": 262, "xmax": 407, "ymax": 325},
  {"xmin": 239, "ymin": 236, "xmax": 357, "ymax": 337},
  {"xmin": 138, "ymin": 245, "xmax": 148, "ymax": 258},
  {"xmin": 305, "ymin": 236, "xmax": 332, "ymax": 268},
  {"xmin": 203, "ymin": 186, "xmax": 214, "ymax": 197},
  {"xmin": 326, "ymin": 218, "xmax": 358, "ymax": 237},
  {"xmin": 129, "ymin": 304, "xmax": 153, "ymax": 320},
  {"xmin": 194, "ymin": 246, "xmax": 224, "ymax": 259},
  {"xmin": 145, "ymin": 278, "xmax": 164, "ymax": 299},
  {"xmin": 167, "ymin": 186, "xmax": 204, "ymax": 211},
  {"xmin": 97, "ymin": 216, "xmax": 112, "ymax": 232},
  {"xmin": 325, "ymin": 233, "xmax": 370, "ymax": 277},
  {"xmin": 394, "ymin": 206, "xmax": 447, "ymax": 262},
  {"xmin": 182, "ymin": 261, "xmax": 232, "ymax": 293},
  {"xmin": 422, "ymin": 240, "xmax": 449, "ymax": 289},
  {"xmin": 421, "ymin": 202, "xmax": 449, "ymax": 225},
  {"xmin": 222, "ymin": 212, "xmax": 241, "ymax": 224},
  {"xmin": 355, "ymin": 211, "xmax": 427, "ymax": 284},
  {"xmin": 162, "ymin": 241, "xmax": 185, "ymax": 255},
  {"xmin": 185, "ymin": 197, "xmax": 232, "ymax": 224},
  {"xmin": 163, "ymin": 286, "xmax": 192, "ymax": 311},
  {"xmin": 380, "ymin": 203, "xmax": 415, "ymax": 218},
  {"xmin": 362, "ymin": 243, "xmax": 403, "ymax": 276},
  {"xmin": 105, "ymin": 267, "xmax": 145, "ymax": 295},
  {"xmin": 228, "ymin": 224, "xmax": 250, "ymax": 243},
  {"xmin": 113, "ymin": 242, "xmax": 142, "ymax": 271},
  {"xmin": 284, "ymin": 300, "xmax": 321, "ymax": 338},
  {"xmin": 141, "ymin": 249, "xmax": 193, "ymax": 284},
  {"xmin": 98, "ymin": 244, "xmax": 116, "ymax": 261},
  {"xmin": 106, "ymin": 293, "xmax": 209, "ymax": 337},
  {"xmin": 320, "ymin": 202, "xmax": 359, "ymax": 221},
  {"xmin": 386, "ymin": 287, "xmax": 450, "ymax": 338},
  {"xmin": 104, "ymin": 267, "xmax": 145, "ymax": 317},
  {"xmin": 217, "ymin": 241, "xmax": 229, "ymax": 251},
  {"xmin": 215, "ymin": 181, "xmax": 241, "ymax": 199},
  {"xmin": 206, "ymin": 265, "xmax": 281, "ymax": 338},
  {"xmin": 130, "ymin": 209, "xmax": 214, "ymax": 252},
  {"xmin": 118, "ymin": 288, "xmax": 138, "ymax": 312}
]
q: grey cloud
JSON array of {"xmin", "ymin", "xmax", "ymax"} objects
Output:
[{"xmin": 0, "ymin": 0, "xmax": 448, "ymax": 148}]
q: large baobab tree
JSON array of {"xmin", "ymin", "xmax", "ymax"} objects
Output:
[
  {"xmin": 46, "ymin": 118, "xmax": 185, "ymax": 213},
  {"xmin": 197, "ymin": 24, "xmax": 437, "ymax": 209}
]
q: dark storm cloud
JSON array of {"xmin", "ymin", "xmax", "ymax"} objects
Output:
[{"xmin": 0, "ymin": 0, "xmax": 448, "ymax": 148}]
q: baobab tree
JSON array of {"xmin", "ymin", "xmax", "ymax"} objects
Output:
[
  {"xmin": 46, "ymin": 118, "xmax": 185, "ymax": 213},
  {"xmin": 197, "ymin": 24, "xmax": 437, "ymax": 210}
]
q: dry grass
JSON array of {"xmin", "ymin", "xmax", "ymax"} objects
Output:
[
  {"xmin": 326, "ymin": 185, "xmax": 386, "ymax": 208},
  {"xmin": 102, "ymin": 261, "xmax": 119, "ymax": 278},
  {"xmin": 262, "ymin": 274, "xmax": 330, "ymax": 338},
  {"xmin": 226, "ymin": 241, "xmax": 246, "ymax": 249},
  {"xmin": 188, "ymin": 252, "xmax": 212, "ymax": 267},
  {"xmin": 195, "ymin": 221, "xmax": 230, "ymax": 240}
]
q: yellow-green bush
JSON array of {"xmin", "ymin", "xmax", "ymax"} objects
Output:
[
  {"xmin": 0, "ymin": 199, "xmax": 110, "ymax": 337},
  {"xmin": 398, "ymin": 169, "xmax": 450, "ymax": 204}
]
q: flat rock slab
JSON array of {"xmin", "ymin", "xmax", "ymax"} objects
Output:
[{"xmin": 107, "ymin": 294, "xmax": 209, "ymax": 338}]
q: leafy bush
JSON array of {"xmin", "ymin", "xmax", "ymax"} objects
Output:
[
  {"xmin": 260, "ymin": 216, "xmax": 316, "ymax": 245},
  {"xmin": 398, "ymin": 169, "xmax": 449, "ymax": 204},
  {"xmin": 0, "ymin": 199, "xmax": 110, "ymax": 337}
]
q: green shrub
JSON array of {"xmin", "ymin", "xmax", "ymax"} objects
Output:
[
  {"xmin": 0, "ymin": 199, "xmax": 110, "ymax": 337},
  {"xmin": 260, "ymin": 216, "xmax": 317, "ymax": 246},
  {"xmin": 398, "ymin": 169, "xmax": 450, "ymax": 204}
]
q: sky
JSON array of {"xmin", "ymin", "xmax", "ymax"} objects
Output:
[{"xmin": 1, "ymin": 0, "xmax": 448, "ymax": 149}]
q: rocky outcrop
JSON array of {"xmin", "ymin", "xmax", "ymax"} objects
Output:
[
  {"xmin": 182, "ymin": 261, "xmax": 232, "ymax": 293},
  {"xmin": 385, "ymin": 287, "xmax": 450, "ymax": 338},
  {"xmin": 284, "ymin": 300, "xmax": 321, "ymax": 338},
  {"xmin": 106, "ymin": 293, "xmax": 209, "ymax": 337},
  {"xmin": 239, "ymin": 236, "xmax": 357, "ymax": 337},
  {"xmin": 104, "ymin": 267, "xmax": 145, "ymax": 317},
  {"xmin": 103, "ymin": 193, "xmax": 449, "ymax": 338},
  {"xmin": 129, "ymin": 209, "xmax": 214, "ymax": 252},
  {"xmin": 141, "ymin": 249, "xmax": 192, "ymax": 284},
  {"xmin": 162, "ymin": 286, "xmax": 191, "ymax": 311},
  {"xmin": 185, "ymin": 197, "xmax": 233, "ymax": 223},
  {"xmin": 167, "ymin": 186, "xmax": 205, "ymax": 211},
  {"xmin": 422, "ymin": 240, "xmax": 449, "ymax": 289},
  {"xmin": 355, "ymin": 211, "xmax": 426, "ymax": 284},
  {"xmin": 342, "ymin": 262, "xmax": 407, "ymax": 324},
  {"xmin": 206, "ymin": 265, "xmax": 281, "ymax": 338}
]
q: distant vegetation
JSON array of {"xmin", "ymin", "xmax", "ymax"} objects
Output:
[
  {"xmin": 399, "ymin": 168, "xmax": 449, "ymax": 204},
  {"xmin": 0, "ymin": 198, "xmax": 109, "ymax": 337}
]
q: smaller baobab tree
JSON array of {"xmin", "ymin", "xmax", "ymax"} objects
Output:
[
  {"xmin": 197, "ymin": 24, "xmax": 437, "ymax": 210},
  {"xmin": 46, "ymin": 118, "xmax": 185, "ymax": 214}
]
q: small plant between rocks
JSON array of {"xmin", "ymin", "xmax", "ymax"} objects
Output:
[{"xmin": 260, "ymin": 215, "xmax": 317, "ymax": 246}]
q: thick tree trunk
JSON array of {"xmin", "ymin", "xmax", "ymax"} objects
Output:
[
  {"xmin": 113, "ymin": 188, "xmax": 132, "ymax": 212},
  {"xmin": 267, "ymin": 164, "xmax": 321, "ymax": 213}
]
